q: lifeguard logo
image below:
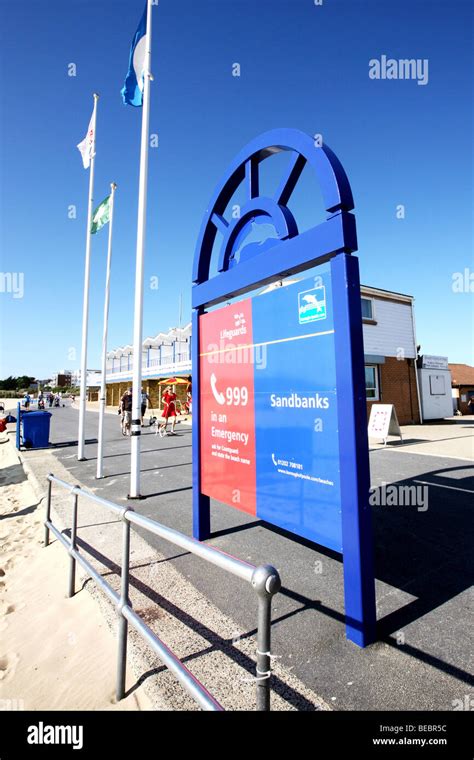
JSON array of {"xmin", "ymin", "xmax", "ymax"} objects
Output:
[
  {"xmin": 298, "ymin": 286, "xmax": 326, "ymax": 324},
  {"xmin": 219, "ymin": 311, "xmax": 248, "ymax": 340}
]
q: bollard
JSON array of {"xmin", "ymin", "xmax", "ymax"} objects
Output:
[
  {"xmin": 116, "ymin": 513, "xmax": 131, "ymax": 701},
  {"xmin": 68, "ymin": 488, "xmax": 80, "ymax": 598},
  {"xmin": 251, "ymin": 564, "xmax": 281, "ymax": 711}
]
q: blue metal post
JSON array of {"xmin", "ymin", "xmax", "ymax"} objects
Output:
[
  {"xmin": 172, "ymin": 340, "xmax": 176, "ymax": 365},
  {"xmin": 192, "ymin": 307, "xmax": 211, "ymax": 539},
  {"xmin": 16, "ymin": 401, "xmax": 21, "ymax": 449},
  {"xmin": 147, "ymin": 346, "xmax": 150, "ymax": 368},
  {"xmin": 159, "ymin": 344, "xmax": 162, "ymax": 366},
  {"xmin": 331, "ymin": 252, "xmax": 376, "ymax": 647}
]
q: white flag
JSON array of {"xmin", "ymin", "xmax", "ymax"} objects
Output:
[{"xmin": 76, "ymin": 104, "xmax": 96, "ymax": 169}]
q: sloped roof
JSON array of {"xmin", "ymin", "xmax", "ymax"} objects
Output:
[
  {"xmin": 107, "ymin": 323, "xmax": 191, "ymax": 359},
  {"xmin": 449, "ymin": 364, "xmax": 474, "ymax": 386}
]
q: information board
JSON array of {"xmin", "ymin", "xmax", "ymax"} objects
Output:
[
  {"xmin": 200, "ymin": 266, "xmax": 344, "ymax": 552},
  {"xmin": 421, "ymin": 355, "xmax": 449, "ymax": 370},
  {"xmin": 367, "ymin": 403, "xmax": 402, "ymax": 445},
  {"xmin": 192, "ymin": 128, "xmax": 377, "ymax": 647}
]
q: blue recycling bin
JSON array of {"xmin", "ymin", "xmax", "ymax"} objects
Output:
[{"xmin": 22, "ymin": 411, "xmax": 52, "ymax": 448}]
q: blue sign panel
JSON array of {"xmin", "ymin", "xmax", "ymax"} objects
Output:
[{"xmin": 252, "ymin": 267, "xmax": 343, "ymax": 551}]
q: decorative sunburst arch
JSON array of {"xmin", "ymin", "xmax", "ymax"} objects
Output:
[{"xmin": 192, "ymin": 128, "xmax": 356, "ymax": 299}]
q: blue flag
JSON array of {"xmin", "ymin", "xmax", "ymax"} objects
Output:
[{"xmin": 121, "ymin": 4, "xmax": 147, "ymax": 107}]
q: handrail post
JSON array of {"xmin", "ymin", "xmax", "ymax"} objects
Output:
[
  {"xmin": 116, "ymin": 511, "xmax": 132, "ymax": 701},
  {"xmin": 68, "ymin": 488, "xmax": 80, "ymax": 598},
  {"xmin": 251, "ymin": 564, "xmax": 281, "ymax": 711},
  {"xmin": 44, "ymin": 475, "xmax": 53, "ymax": 547}
]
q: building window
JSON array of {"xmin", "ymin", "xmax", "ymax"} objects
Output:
[
  {"xmin": 430, "ymin": 375, "xmax": 446, "ymax": 395},
  {"xmin": 361, "ymin": 297, "xmax": 374, "ymax": 320},
  {"xmin": 365, "ymin": 365, "xmax": 379, "ymax": 400}
]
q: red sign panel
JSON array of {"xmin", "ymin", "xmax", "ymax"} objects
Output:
[{"xmin": 199, "ymin": 299, "xmax": 256, "ymax": 515}]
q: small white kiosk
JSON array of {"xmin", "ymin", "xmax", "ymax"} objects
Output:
[{"xmin": 417, "ymin": 355, "xmax": 453, "ymax": 420}]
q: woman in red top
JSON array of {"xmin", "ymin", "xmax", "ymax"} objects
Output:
[{"xmin": 160, "ymin": 386, "xmax": 177, "ymax": 434}]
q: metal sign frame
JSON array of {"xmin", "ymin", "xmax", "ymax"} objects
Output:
[{"xmin": 191, "ymin": 129, "xmax": 376, "ymax": 647}]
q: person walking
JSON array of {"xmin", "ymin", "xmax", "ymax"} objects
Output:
[
  {"xmin": 140, "ymin": 387, "xmax": 150, "ymax": 426},
  {"xmin": 159, "ymin": 385, "xmax": 177, "ymax": 435},
  {"xmin": 120, "ymin": 387, "xmax": 133, "ymax": 436},
  {"xmin": 23, "ymin": 393, "xmax": 31, "ymax": 410}
]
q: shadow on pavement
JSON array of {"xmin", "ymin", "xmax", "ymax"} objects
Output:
[
  {"xmin": 208, "ymin": 463, "xmax": 474, "ymax": 686},
  {"xmin": 101, "ymin": 461, "xmax": 192, "ymax": 479},
  {"xmin": 137, "ymin": 485, "xmax": 193, "ymax": 500},
  {"xmin": 52, "ymin": 438, "xmax": 98, "ymax": 448},
  {"xmin": 373, "ymin": 464, "xmax": 473, "ymax": 639},
  {"xmin": 386, "ymin": 435, "xmax": 474, "ymax": 447},
  {"xmin": 83, "ymin": 443, "xmax": 192, "ymax": 462}
]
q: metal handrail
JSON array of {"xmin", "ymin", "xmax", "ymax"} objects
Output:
[{"xmin": 44, "ymin": 473, "xmax": 281, "ymax": 711}]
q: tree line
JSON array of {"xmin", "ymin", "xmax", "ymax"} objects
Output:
[{"xmin": 0, "ymin": 376, "xmax": 36, "ymax": 391}]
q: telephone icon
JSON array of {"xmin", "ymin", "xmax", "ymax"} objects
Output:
[{"xmin": 210, "ymin": 373, "xmax": 226, "ymax": 405}]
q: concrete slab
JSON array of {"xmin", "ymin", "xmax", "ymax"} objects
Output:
[{"xmin": 370, "ymin": 418, "xmax": 474, "ymax": 460}]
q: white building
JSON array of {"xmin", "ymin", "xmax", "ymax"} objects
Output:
[{"xmin": 104, "ymin": 285, "xmax": 423, "ymax": 425}]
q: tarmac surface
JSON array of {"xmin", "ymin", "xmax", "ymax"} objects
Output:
[{"xmin": 11, "ymin": 404, "xmax": 474, "ymax": 710}]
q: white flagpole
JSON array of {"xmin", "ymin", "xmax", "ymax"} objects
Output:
[
  {"xmin": 78, "ymin": 92, "xmax": 99, "ymax": 461},
  {"xmin": 129, "ymin": 0, "xmax": 153, "ymax": 498},
  {"xmin": 96, "ymin": 183, "xmax": 117, "ymax": 479}
]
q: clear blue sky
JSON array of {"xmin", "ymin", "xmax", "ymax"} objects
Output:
[{"xmin": 0, "ymin": 0, "xmax": 472, "ymax": 378}]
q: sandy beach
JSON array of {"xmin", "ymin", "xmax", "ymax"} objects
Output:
[{"xmin": 0, "ymin": 432, "xmax": 151, "ymax": 711}]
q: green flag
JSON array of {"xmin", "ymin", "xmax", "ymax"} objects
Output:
[{"xmin": 90, "ymin": 194, "xmax": 111, "ymax": 234}]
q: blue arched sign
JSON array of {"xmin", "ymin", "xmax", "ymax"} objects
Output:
[{"xmin": 192, "ymin": 129, "xmax": 376, "ymax": 647}]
